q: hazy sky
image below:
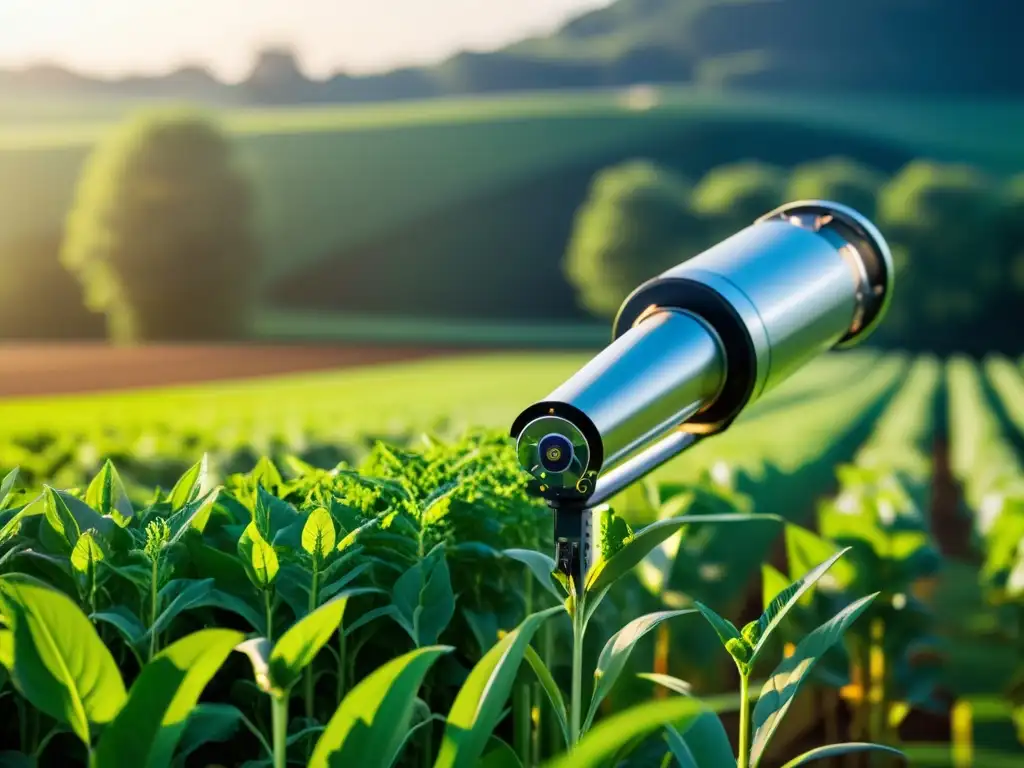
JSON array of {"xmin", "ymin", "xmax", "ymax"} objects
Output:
[{"xmin": 0, "ymin": 0, "xmax": 610, "ymax": 81}]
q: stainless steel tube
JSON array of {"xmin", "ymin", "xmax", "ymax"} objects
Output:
[{"xmin": 545, "ymin": 308, "xmax": 726, "ymax": 470}]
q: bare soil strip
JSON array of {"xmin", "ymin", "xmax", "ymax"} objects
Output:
[{"xmin": 0, "ymin": 343, "xmax": 461, "ymax": 398}]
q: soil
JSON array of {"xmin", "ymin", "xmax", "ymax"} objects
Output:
[{"xmin": 0, "ymin": 342, "xmax": 463, "ymax": 398}]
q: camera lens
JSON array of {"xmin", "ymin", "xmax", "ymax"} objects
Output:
[{"xmin": 538, "ymin": 433, "xmax": 575, "ymax": 474}]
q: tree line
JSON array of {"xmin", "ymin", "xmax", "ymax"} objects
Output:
[
  {"xmin": 566, "ymin": 157, "xmax": 1024, "ymax": 355},
  {"xmin": 3, "ymin": 108, "xmax": 1020, "ymax": 356}
]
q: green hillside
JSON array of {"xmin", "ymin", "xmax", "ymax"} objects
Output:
[
  {"xmin": 4, "ymin": 87, "xmax": 1024, "ymax": 342},
  {"xmin": 4, "ymin": 89, "xmax": 1024, "ymax": 282}
]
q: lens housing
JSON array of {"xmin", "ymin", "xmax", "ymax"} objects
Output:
[
  {"xmin": 514, "ymin": 414, "xmax": 594, "ymax": 499},
  {"xmin": 538, "ymin": 433, "xmax": 575, "ymax": 473}
]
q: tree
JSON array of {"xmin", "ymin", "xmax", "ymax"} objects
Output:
[
  {"xmin": 61, "ymin": 108, "xmax": 262, "ymax": 343},
  {"xmin": 564, "ymin": 160, "xmax": 703, "ymax": 318},
  {"xmin": 0, "ymin": 231, "xmax": 105, "ymax": 340},
  {"xmin": 876, "ymin": 160, "xmax": 1005, "ymax": 353},
  {"xmin": 691, "ymin": 161, "xmax": 787, "ymax": 240},
  {"xmin": 786, "ymin": 156, "xmax": 885, "ymax": 219}
]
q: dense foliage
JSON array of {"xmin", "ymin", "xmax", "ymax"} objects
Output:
[
  {"xmin": 0, "ymin": 431, "xmax": 912, "ymax": 768},
  {"xmin": 60, "ymin": 109, "xmax": 262, "ymax": 342},
  {"xmin": 0, "ymin": 353, "xmax": 1023, "ymax": 764}
]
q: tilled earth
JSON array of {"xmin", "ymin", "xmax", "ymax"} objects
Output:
[{"xmin": 0, "ymin": 343, "xmax": 460, "ymax": 398}]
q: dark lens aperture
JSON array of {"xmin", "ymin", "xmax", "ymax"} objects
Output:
[{"xmin": 538, "ymin": 433, "xmax": 574, "ymax": 473}]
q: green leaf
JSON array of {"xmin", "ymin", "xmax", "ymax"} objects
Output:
[
  {"xmin": 197, "ymin": 589, "xmax": 266, "ymax": 634},
  {"xmin": 93, "ymin": 628, "xmax": 243, "ymax": 768},
  {"xmin": 0, "ymin": 495, "xmax": 39, "ymax": 547},
  {"xmin": 171, "ymin": 704, "xmax": 244, "ymax": 767},
  {"xmin": 523, "ymin": 645, "xmax": 569, "ymax": 748},
  {"xmin": 185, "ymin": 538, "xmax": 252, "ymax": 595},
  {"xmin": 308, "ymin": 645, "xmax": 451, "ymax": 768},
  {"xmin": 91, "ymin": 606, "xmax": 147, "ymax": 648},
  {"xmin": 675, "ymin": 709, "xmax": 735, "ymax": 767},
  {"xmin": 750, "ymin": 592, "xmax": 878, "ymax": 767},
  {"xmin": 664, "ymin": 725, "xmax": 698, "ymax": 768},
  {"xmin": 542, "ymin": 695, "xmax": 706, "ymax": 768},
  {"xmin": 585, "ymin": 513, "xmax": 780, "ymax": 598},
  {"xmin": 86, "ymin": 460, "xmax": 134, "ymax": 526},
  {"xmin": 41, "ymin": 486, "xmax": 81, "ymax": 553},
  {"xmin": 302, "ymin": 507, "xmax": 336, "ymax": 562},
  {"xmin": 70, "ymin": 530, "xmax": 106, "ymax": 576},
  {"xmin": 318, "ymin": 562, "xmax": 375, "ymax": 603},
  {"xmin": 639, "ymin": 674, "xmax": 736, "ymax": 767},
  {"xmin": 238, "ymin": 521, "xmax": 279, "ymax": 590},
  {"xmin": 593, "ymin": 505, "xmax": 634, "ymax": 560},
  {"xmin": 391, "ymin": 549, "xmax": 455, "ymax": 647},
  {"xmin": 435, "ymin": 605, "xmax": 562, "ymax": 768},
  {"xmin": 583, "ymin": 609, "xmax": 695, "ymax": 732},
  {"xmin": 168, "ymin": 456, "xmax": 207, "ymax": 512},
  {"xmin": 692, "ymin": 602, "xmax": 742, "ymax": 648},
  {"xmin": 346, "ymin": 605, "xmax": 398, "ymax": 636},
  {"xmin": 0, "ymin": 628, "xmax": 12, "ymax": 668},
  {"xmin": 761, "ymin": 564, "xmax": 790, "ymax": 612},
  {"xmin": 268, "ymin": 592, "xmax": 356, "ymax": 694},
  {"xmin": 148, "ymin": 579, "xmax": 216, "ymax": 639},
  {"xmin": 0, "ymin": 573, "xmax": 126, "ymax": 745},
  {"xmin": 253, "ymin": 485, "xmax": 303, "ymax": 544},
  {"xmin": 0, "ymin": 467, "xmax": 20, "ymax": 510},
  {"xmin": 0, "ymin": 628, "xmax": 11, "ymax": 694},
  {"xmin": 638, "ymin": 673, "xmax": 692, "ymax": 697},
  {"xmin": 780, "ymin": 742, "xmax": 906, "ymax": 767},
  {"xmin": 463, "ymin": 608, "xmax": 499, "ymax": 654},
  {"xmin": 751, "ymin": 548, "xmax": 851, "ymax": 663},
  {"xmin": 784, "ymin": 525, "xmax": 855, "ymax": 594},
  {"xmin": 502, "ymin": 549, "xmax": 564, "ymax": 601},
  {"xmin": 166, "ymin": 490, "xmax": 218, "ymax": 545},
  {"xmin": 479, "ymin": 737, "xmax": 523, "ymax": 767}
]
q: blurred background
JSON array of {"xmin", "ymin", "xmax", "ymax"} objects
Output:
[
  {"xmin": 1, "ymin": 1, "xmax": 1023, "ymax": 765},
  {"xmin": 1, "ymin": 0, "xmax": 1023, "ymax": 359}
]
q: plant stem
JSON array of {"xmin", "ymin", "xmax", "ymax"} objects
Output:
[
  {"xmin": 264, "ymin": 589, "xmax": 274, "ymax": 644},
  {"xmin": 33, "ymin": 725, "xmax": 60, "ymax": 760},
  {"xmin": 542, "ymin": 619, "xmax": 559, "ymax": 760},
  {"xmin": 304, "ymin": 564, "xmax": 320, "ymax": 720},
  {"xmin": 514, "ymin": 567, "xmax": 534, "ymax": 766},
  {"xmin": 335, "ymin": 626, "xmax": 351, "ymax": 707},
  {"xmin": 737, "ymin": 671, "xmax": 751, "ymax": 768},
  {"xmin": 867, "ymin": 617, "xmax": 886, "ymax": 745},
  {"xmin": 514, "ymin": 683, "xmax": 531, "ymax": 766},
  {"xmin": 271, "ymin": 694, "xmax": 288, "ymax": 768},
  {"xmin": 148, "ymin": 555, "xmax": 159, "ymax": 661},
  {"xmin": 570, "ymin": 612, "xmax": 583, "ymax": 747},
  {"xmin": 421, "ymin": 711, "xmax": 433, "ymax": 768}
]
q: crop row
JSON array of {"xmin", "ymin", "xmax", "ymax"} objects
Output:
[
  {"xmin": 0, "ymin": 353, "xmax": 1021, "ymax": 764},
  {"xmin": 0, "ymin": 426, "xmax": 909, "ymax": 768}
]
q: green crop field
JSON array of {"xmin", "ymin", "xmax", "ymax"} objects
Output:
[
  {"xmin": 0, "ymin": 349, "xmax": 1022, "ymax": 765},
  {"xmin": 4, "ymin": 87, "xmax": 1024, "ymax": 291}
]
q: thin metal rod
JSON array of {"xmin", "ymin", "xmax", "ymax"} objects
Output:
[
  {"xmin": 580, "ymin": 509, "xmax": 594, "ymax": 589},
  {"xmin": 588, "ymin": 430, "xmax": 702, "ymax": 507}
]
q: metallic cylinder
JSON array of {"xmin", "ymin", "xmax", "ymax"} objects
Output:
[
  {"xmin": 546, "ymin": 309, "xmax": 726, "ymax": 469},
  {"xmin": 510, "ymin": 200, "xmax": 893, "ymax": 505},
  {"xmin": 613, "ymin": 200, "xmax": 894, "ymax": 429},
  {"xmin": 511, "ymin": 309, "xmax": 726, "ymax": 499}
]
